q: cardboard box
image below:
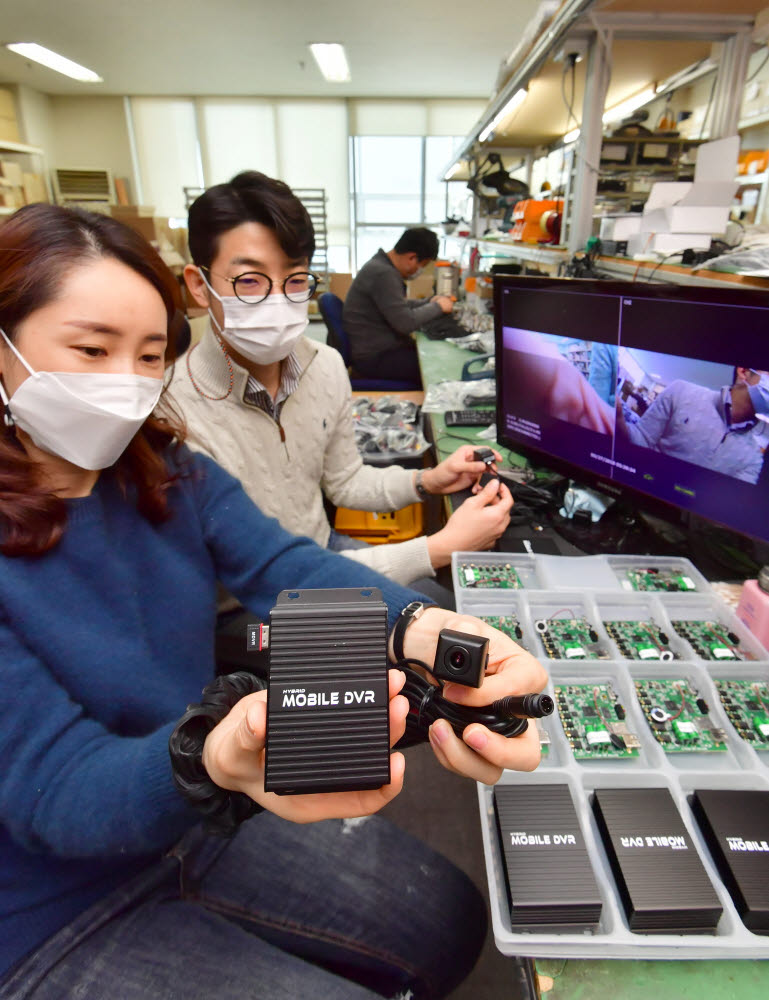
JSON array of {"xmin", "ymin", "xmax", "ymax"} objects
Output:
[
  {"xmin": 110, "ymin": 204, "xmax": 156, "ymax": 218},
  {"xmin": 600, "ymin": 215, "xmax": 642, "ymax": 241},
  {"xmin": 0, "ymin": 161, "xmax": 23, "ymax": 186},
  {"xmin": 22, "ymin": 172, "xmax": 47, "ymax": 204},
  {"xmin": 109, "ymin": 211, "xmax": 158, "ymax": 243},
  {"xmin": 0, "ymin": 186, "xmax": 24, "ymax": 210},
  {"xmin": 627, "ymin": 231, "xmax": 711, "ymax": 256},
  {"xmin": 329, "ymin": 272, "xmax": 353, "ymax": 301},
  {"xmin": 0, "ymin": 88, "xmax": 19, "ymax": 143},
  {"xmin": 406, "ymin": 272, "xmax": 435, "ymax": 299}
]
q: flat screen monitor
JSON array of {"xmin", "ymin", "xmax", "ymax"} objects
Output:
[{"xmin": 493, "ymin": 275, "xmax": 769, "ymax": 545}]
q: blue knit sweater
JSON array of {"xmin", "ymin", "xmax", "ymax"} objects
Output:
[{"xmin": 0, "ymin": 448, "xmax": 422, "ymax": 979}]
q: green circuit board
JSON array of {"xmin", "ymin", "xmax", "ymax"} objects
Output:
[
  {"xmin": 715, "ymin": 678, "xmax": 769, "ymax": 750},
  {"xmin": 535, "ymin": 717, "xmax": 550, "ymax": 756},
  {"xmin": 555, "ymin": 683, "xmax": 640, "ymax": 759},
  {"xmin": 534, "ymin": 616, "xmax": 610, "ymax": 660},
  {"xmin": 603, "ymin": 619, "xmax": 677, "ymax": 661},
  {"xmin": 456, "ymin": 562, "xmax": 522, "ymax": 589},
  {"xmin": 625, "ymin": 567, "xmax": 697, "ymax": 592},
  {"xmin": 669, "ymin": 620, "xmax": 755, "ymax": 661},
  {"xmin": 479, "ymin": 614, "xmax": 528, "ymax": 650},
  {"xmin": 634, "ymin": 678, "xmax": 727, "ymax": 752}
]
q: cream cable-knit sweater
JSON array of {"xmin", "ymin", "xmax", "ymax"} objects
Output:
[{"xmin": 166, "ymin": 327, "xmax": 435, "ymax": 585}]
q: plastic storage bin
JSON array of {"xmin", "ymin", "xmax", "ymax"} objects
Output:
[{"xmin": 455, "ymin": 552, "xmax": 769, "ymax": 959}]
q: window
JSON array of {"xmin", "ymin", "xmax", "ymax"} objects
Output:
[{"xmin": 350, "ymin": 135, "xmax": 464, "ymax": 269}]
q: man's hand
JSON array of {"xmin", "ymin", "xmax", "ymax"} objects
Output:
[
  {"xmin": 392, "ymin": 608, "xmax": 548, "ymax": 783},
  {"xmin": 420, "ymin": 445, "xmax": 503, "ymax": 495},
  {"xmin": 202, "ymin": 670, "xmax": 409, "ymax": 823},
  {"xmin": 426, "ymin": 479, "xmax": 513, "ymax": 568},
  {"xmin": 431, "ymin": 295, "xmax": 455, "ymax": 314}
]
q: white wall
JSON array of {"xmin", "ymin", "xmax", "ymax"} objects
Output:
[
  {"xmin": 14, "ymin": 84, "xmax": 54, "ymax": 154},
  {"xmin": 48, "ymin": 96, "xmax": 135, "ymax": 192}
]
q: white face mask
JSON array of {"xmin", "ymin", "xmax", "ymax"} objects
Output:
[
  {"xmin": 200, "ymin": 271, "xmax": 308, "ymax": 365},
  {"xmin": 747, "ymin": 371, "xmax": 769, "ymax": 417},
  {"xmin": 0, "ymin": 328, "xmax": 163, "ymax": 471}
]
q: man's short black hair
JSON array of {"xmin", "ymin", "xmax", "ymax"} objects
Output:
[
  {"xmin": 187, "ymin": 171, "xmax": 315, "ymax": 270},
  {"xmin": 393, "ymin": 227, "xmax": 439, "ymax": 261}
]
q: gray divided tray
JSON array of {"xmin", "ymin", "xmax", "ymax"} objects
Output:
[{"xmin": 451, "ymin": 552, "xmax": 769, "ymax": 959}]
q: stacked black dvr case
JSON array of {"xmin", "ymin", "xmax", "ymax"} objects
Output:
[
  {"xmin": 592, "ymin": 788, "xmax": 722, "ymax": 933},
  {"xmin": 691, "ymin": 789, "xmax": 769, "ymax": 935},
  {"xmin": 494, "ymin": 785, "xmax": 603, "ymax": 931}
]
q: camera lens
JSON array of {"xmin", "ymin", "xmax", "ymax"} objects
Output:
[{"xmin": 445, "ymin": 645, "xmax": 468, "ymax": 673}]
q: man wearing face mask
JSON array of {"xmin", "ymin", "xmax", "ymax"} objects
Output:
[
  {"xmin": 343, "ymin": 227, "xmax": 455, "ymax": 385},
  {"xmin": 167, "ymin": 172, "xmax": 513, "ymax": 615},
  {"xmin": 616, "ymin": 365, "xmax": 769, "ymax": 485}
]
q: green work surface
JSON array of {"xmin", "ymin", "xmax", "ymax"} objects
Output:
[
  {"xmin": 539, "ymin": 958, "xmax": 768, "ymax": 998},
  {"xmin": 415, "ymin": 332, "xmax": 520, "ymax": 465}
]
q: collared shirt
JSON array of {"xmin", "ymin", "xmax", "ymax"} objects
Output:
[
  {"xmin": 625, "ymin": 379, "xmax": 765, "ymax": 485},
  {"xmin": 243, "ymin": 351, "xmax": 303, "ymax": 419},
  {"xmin": 720, "ymin": 385, "xmax": 758, "ymax": 434}
]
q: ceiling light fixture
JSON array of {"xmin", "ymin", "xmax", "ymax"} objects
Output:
[
  {"xmin": 602, "ymin": 87, "xmax": 656, "ymax": 125},
  {"xmin": 309, "ymin": 43, "xmax": 351, "ymax": 83},
  {"xmin": 563, "ymin": 127, "xmax": 581, "ymax": 144},
  {"xmin": 5, "ymin": 42, "xmax": 102, "ymax": 83},
  {"xmin": 479, "ymin": 88, "xmax": 527, "ymax": 143}
]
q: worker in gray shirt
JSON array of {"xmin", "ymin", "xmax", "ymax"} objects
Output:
[
  {"xmin": 343, "ymin": 227, "xmax": 454, "ymax": 384},
  {"xmin": 617, "ymin": 367, "xmax": 769, "ymax": 485}
]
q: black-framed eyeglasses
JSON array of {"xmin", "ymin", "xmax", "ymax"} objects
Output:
[{"xmin": 202, "ymin": 267, "xmax": 318, "ymax": 304}]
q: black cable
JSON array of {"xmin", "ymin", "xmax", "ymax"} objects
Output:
[
  {"xmin": 393, "ymin": 657, "xmax": 533, "ymax": 748},
  {"xmin": 747, "ymin": 47, "xmax": 769, "ymax": 83},
  {"xmin": 646, "ymin": 251, "xmax": 685, "ymax": 281},
  {"xmin": 435, "ymin": 430, "xmax": 496, "ymax": 449}
]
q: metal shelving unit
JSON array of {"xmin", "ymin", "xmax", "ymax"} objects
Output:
[
  {"xmin": 594, "ymin": 136, "xmax": 705, "ymax": 213},
  {"xmin": 293, "ymin": 188, "xmax": 329, "ymax": 292}
]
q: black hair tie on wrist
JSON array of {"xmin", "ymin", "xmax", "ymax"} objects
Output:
[{"xmin": 169, "ymin": 672, "xmax": 267, "ymax": 837}]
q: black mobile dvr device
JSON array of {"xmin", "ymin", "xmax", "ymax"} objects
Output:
[
  {"xmin": 690, "ymin": 788, "xmax": 769, "ymax": 935},
  {"xmin": 493, "ymin": 784, "xmax": 603, "ymax": 931},
  {"xmin": 592, "ymin": 787, "xmax": 722, "ymax": 934},
  {"xmin": 264, "ymin": 588, "xmax": 390, "ymax": 795}
]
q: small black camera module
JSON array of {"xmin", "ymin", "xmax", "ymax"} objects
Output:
[{"xmin": 433, "ymin": 628, "xmax": 489, "ymax": 687}]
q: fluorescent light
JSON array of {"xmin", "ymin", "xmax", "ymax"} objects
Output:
[
  {"xmin": 479, "ymin": 88, "xmax": 527, "ymax": 143},
  {"xmin": 309, "ymin": 43, "xmax": 350, "ymax": 83},
  {"xmin": 602, "ymin": 87, "xmax": 656, "ymax": 125},
  {"xmin": 443, "ymin": 163, "xmax": 462, "ymax": 181},
  {"xmin": 5, "ymin": 42, "xmax": 102, "ymax": 83},
  {"xmin": 563, "ymin": 127, "xmax": 581, "ymax": 144},
  {"xmin": 478, "ymin": 121, "xmax": 496, "ymax": 143}
]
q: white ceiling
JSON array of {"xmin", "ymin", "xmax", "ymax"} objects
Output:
[{"xmin": 0, "ymin": 0, "xmax": 542, "ymax": 99}]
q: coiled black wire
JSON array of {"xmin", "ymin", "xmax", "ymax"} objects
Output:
[{"xmin": 394, "ymin": 658, "xmax": 529, "ymax": 749}]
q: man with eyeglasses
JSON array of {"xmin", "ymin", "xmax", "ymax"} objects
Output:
[{"xmin": 168, "ymin": 171, "xmax": 512, "ymax": 618}]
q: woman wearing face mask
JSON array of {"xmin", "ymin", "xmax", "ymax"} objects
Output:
[{"xmin": 0, "ymin": 204, "xmax": 546, "ymax": 999}]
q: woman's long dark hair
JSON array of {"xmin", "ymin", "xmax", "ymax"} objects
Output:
[{"xmin": 0, "ymin": 203, "xmax": 187, "ymax": 557}]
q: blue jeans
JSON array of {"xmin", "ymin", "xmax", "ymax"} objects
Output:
[{"xmin": 0, "ymin": 813, "xmax": 486, "ymax": 1000}]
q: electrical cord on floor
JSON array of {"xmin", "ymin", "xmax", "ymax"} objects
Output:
[{"xmin": 393, "ymin": 657, "xmax": 533, "ymax": 748}]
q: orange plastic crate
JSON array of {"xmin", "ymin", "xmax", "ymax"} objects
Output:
[{"xmin": 334, "ymin": 503, "xmax": 424, "ymax": 545}]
